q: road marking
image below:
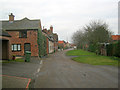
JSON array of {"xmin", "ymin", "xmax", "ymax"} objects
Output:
[
  {"xmin": 33, "ymin": 60, "xmax": 43, "ymax": 78},
  {"xmin": 37, "ymin": 68, "xmax": 40, "ymax": 73},
  {"xmin": 40, "ymin": 60, "xmax": 43, "ymax": 65},
  {"xmin": 2, "ymin": 75, "xmax": 30, "ymax": 80},
  {"xmin": 2, "ymin": 75, "xmax": 31, "ymax": 89},
  {"xmin": 26, "ymin": 78, "xmax": 31, "ymax": 89}
]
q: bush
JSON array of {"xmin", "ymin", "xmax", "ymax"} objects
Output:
[
  {"xmin": 106, "ymin": 41, "xmax": 120, "ymax": 57},
  {"xmin": 113, "ymin": 41, "xmax": 120, "ymax": 57},
  {"xmin": 37, "ymin": 28, "xmax": 47, "ymax": 57},
  {"xmin": 106, "ymin": 44, "xmax": 113, "ymax": 56},
  {"xmin": 88, "ymin": 44, "xmax": 99, "ymax": 53}
]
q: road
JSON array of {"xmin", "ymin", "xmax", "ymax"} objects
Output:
[{"xmin": 34, "ymin": 49, "xmax": 118, "ymax": 88}]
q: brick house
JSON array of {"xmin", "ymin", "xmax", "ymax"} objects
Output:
[
  {"xmin": 1, "ymin": 13, "xmax": 42, "ymax": 59},
  {"xmin": 42, "ymin": 26, "xmax": 58, "ymax": 53},
  {"xmin": 53, "ymin": 33, "xmax": 58, "ymax": 52},
  {"xmin": 49, "ymin": 26, "xmax": 58, "ymax": 52},
  {"xmin": 42, "ymin": 28, "xmax": 49, "ymax": 54}
]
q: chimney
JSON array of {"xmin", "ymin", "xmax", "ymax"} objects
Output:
[
  {"xmin": 9, "ymin": 13, "xmax": 15, "ymax": 22},
  {"xmin": 50, "ymin": 25, "xmax": 53, "ymax": 33},
  {"xmin": 43, "ymin": 26, "xmax": 44, "ymax": 30}
]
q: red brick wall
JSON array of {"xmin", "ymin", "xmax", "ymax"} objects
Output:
[
  {"xmin": 7, "ymin": 30, "xmax": 39, "ymax": 57},
  {"xmin": 46, "ymin": 38, "xmax": 49, "ymax": 54}
]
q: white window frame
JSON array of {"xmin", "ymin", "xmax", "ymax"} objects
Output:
[{"xmin": 12, "ymin": 44, "xmax": 21, "ymax": 51}]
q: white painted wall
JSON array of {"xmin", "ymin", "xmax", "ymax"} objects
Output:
[{"xmin": 49, "ymin": 41, "xmax": 54, "ymax": 53}]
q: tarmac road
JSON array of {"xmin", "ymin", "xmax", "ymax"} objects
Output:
[{"xmin": 34, "ymin": 49, "xmax": 118, "ymax": 88}]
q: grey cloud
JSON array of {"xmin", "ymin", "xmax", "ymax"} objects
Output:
[{"xmin": 0, "ymin": 0, "xmax": 119, "ymax": 42}]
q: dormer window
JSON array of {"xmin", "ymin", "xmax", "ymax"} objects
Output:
[{"xmin": 19, "ymin": 31, "xmax": 27, "ymax": 38}]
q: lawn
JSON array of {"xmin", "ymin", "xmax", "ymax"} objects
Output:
[
  {"xmin": 66, "ymin": 49, "xmax": 120, "ymax": 66},
  {"xmin": 66, "ymin": 49, "xmax": 96, "ymax": 56},
  {"xmin": 2, "ymin": 58, "xmax": 24, "ymax": 63}
]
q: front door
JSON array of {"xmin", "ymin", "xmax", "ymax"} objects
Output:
[{"xmin": 24, "ymin": 43, "xmax": 31, "ymax": 54}]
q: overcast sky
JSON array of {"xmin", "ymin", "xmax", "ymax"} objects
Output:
[{"xmin": 0, "ymin": 0, "xmax": 119, "ymax": 43}]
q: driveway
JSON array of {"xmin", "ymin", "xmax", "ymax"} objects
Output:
[
  {"xmin": 34, "ymin": 50, "xmax": 118, "ymax": 88},
  {"xmin": 2, "ymin": 57, "xmax": 42, "ymax": 88}
]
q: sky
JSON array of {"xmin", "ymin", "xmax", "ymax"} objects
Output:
[{"xmin": 0, "ymin": 0, "xmax": 119, "ymax": 43}]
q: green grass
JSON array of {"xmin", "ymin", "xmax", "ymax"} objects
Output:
[
  {"xmin": 66, "ymin": 49, "xmax": 120, "ymax": 66},
  {"xmin": 66, "ymin": 49, "xmax": 96, "ymax": 56},
  {"xmin": 73, "ymin": 55, "xmax": 119, "ymax": 66},
  {"xmin": 2, "ymin": 58, "xmax": 24, "ymax": 63}
]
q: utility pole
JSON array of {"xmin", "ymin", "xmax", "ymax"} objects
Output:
[{"xmin": 118, "ymin": 1, "xmax": 120, "ymax": 34}]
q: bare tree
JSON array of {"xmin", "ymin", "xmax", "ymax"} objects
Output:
[
  {"xmin": 72, "ymin": 20, "xmax": 112, "ymax": 48},
  {"xmin": 84, "ymin": 20, "xmax": 112, "ymax": 44}
]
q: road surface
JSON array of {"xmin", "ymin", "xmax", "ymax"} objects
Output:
[{"xmin": 34, "ymin": 49, "xmax": 118, "ymax": 88}]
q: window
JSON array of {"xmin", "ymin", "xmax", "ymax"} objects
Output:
[
  {"xmin": 14, "ymin": 44, "xmax": 17, "ymax": 51},
  {"xmin": 19, "ymin": 31, "xmax": 27, "ymax": 38},
  {"xmin": 12, "ymin": 44, "xmax": 21, "ymax": 51},
  {"xmin": 18, "ymin": 45, "xmax": 21, "ymax": 51}
]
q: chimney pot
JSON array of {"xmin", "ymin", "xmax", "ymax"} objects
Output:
[
  {"xmin": 9, "ymin": 13, "xmax": 15, "ymax": 22},
  {"xmin": 50, "ymin": 25, "xmax": 53, "ymax": 33}
]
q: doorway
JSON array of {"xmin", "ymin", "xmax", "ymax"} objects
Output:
[{"xmin": 24, "ymin": 43, "xmax": 31, "ymax": 54}]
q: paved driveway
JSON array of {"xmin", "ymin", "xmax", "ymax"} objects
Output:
[
  {"xmin": 34, "ymin": 50, "xmax": 118, "ymax": 88},
  {"xmin": 2, "ymin": 57, "xmax": 41, "ymax": 88}
]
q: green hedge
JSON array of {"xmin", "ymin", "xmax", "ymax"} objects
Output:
[
  {"xmin": 87, "ymin": 44, "xmax": 101, "ymax": 55},
  {"xmin": 106, "ymin": 44, "xmax": 113, "ymax": 56},
  {"xmin": 88, "ymin": 44, "xmax": 98, "ymax": 52},
  {"xmin": 37, "ymin": 28, "xmax": 47, "ymax": 57},
  {"xmin": 106, "ymin": 41, "xmax": 120, "ymax": 57},
  {"xmin": 83, "ymin": 41, "xmax": 120, "ymax": 58},
  {"xmin": 88, "ymin": 44, "xmax": 95, "ymax": 52},
  {"xmin": 113, "ymin": 41, "xmax": 120, "ymax": 57}
]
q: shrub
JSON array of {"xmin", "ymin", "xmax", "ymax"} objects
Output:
[
  {"xmin": 37, "ymin": 28, "xmax": 47, "ymax": 57},
  {"xmin": 88, "ymin": 44, "xmax": 98, "ymax": 52},
  {"xmin": 106, "ymin": 41, "xmax": 120, "ymax": 57},
  {"xmin": 113, "ymin": 41, "xmax": 120, "ymax": 57},
  {"xmin": 106, "ymin": 44, "xmax": 113, "ymax": 56}
]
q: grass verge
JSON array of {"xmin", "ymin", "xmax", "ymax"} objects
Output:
[
  {"xmin": 66, "ymin": 49, "xmax": 96, "ymax": 56},
  {"xmin": 66, "ymin": 49, "xmax": 120, "ymax": 66},
  {"xmin": 2, "ymin": 58, "xmax": 24, "ymax": 63}
]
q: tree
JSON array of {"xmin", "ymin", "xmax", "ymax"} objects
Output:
[
  {"xmin": 72, "ymin": 30, "xmax": 85, "ymax": 49},
  {"xmin": 72, "ymin": 20, "xmax": 112, "ymax": 49},
  {"xmin": 83, "ymin": 20, "xmax": 112, "ymax": 44}
]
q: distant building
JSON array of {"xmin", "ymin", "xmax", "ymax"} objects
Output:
[
  {"xmin": 66, "ymin": 42, "xmax": 71, "ymax": 48},
  {"xmin": 112, "ymin": 35, "xmax": 120, "ymax": 41},
  {"xmin": 58, "ymin": 40, "xmax": 66, "ymax": 49},
  {"xmin": 42, "ymin": 26, "xmax": 58, "ymax": 53}
]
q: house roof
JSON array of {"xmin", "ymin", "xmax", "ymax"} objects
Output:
[
  {"xmin": 42, "ymin": 28, "xmax": 56, "ymax": 42},
  {"xmin": 0, "ymin": 30, "xmax": 11, "ymax": 37},
  {"xmin": 112, "ymin": 35, "xmax": 120, "ymax": 40},
  {"xmin": 58, "ymin": 41, "xmax": 65, "ymax": 44},
  {"xmin": 1, "ymin": 17, "xmax": 41, "ymax": 30}
]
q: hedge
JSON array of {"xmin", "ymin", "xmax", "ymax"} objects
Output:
[
  {"xmin": 106, "ymin": 41, "xmax": 120, "ymax": 57},
  {"xmin": 106, "ymin": 44, "xmax": 113, "ymax": 56},
  {"xmin": 87, "ymin": 44, "xmax": 100, "ymax": 53},
  {"xmin": 37, "ymin": 28, "xmax": 47, "ymax": 57}
]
